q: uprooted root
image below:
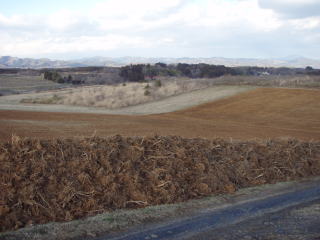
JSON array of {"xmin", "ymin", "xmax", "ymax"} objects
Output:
[{"xmin": 0, "ymin": 135, "xmax": 320, "ymax": 232}]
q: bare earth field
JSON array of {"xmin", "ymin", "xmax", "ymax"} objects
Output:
[
  {"xmin": 0, "ymin": 74, "xmax": 64, "ymax": 96},
  {"xmin": 0, "ymin": 88, "xmax": 320, "ymax": 142},
  {"xmin": 1, "ymin": 86, "xmax": 320, "ymax": 239}
]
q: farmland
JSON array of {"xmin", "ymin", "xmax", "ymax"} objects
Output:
[
  {"xmin": 0, "ymin": 88, "xmax": 320, "ymax": 142},
  {"xmin": 0, "ymin": 73, "xmax": 320, "ymax": 237},
  {"xmin": 0, "ymin": 74, "xmax": 64, "ymax": 96}
]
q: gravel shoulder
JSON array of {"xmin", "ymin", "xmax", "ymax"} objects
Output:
[{"xmin": 0, "ymin": 85, "xmax": 255, "ymax": 115}]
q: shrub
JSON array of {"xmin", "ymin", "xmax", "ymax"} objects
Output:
[
  {"xmin": 120, "ymin": 64, "xmax": 145, "ymax": 82},
  {"xmin": 44, "ymin": 71, "xmax": 64, "ymax": 83},
  {"xmin": 155, "ymin": 79, "xmax": 162, "ymax": 87},
  {"xmin": 144, "ymin": 84, "xmax": 150, "ymax": 89},
  {"xmin": 144, "ymin": 89, "xmax": 151, "ymax": 96}
]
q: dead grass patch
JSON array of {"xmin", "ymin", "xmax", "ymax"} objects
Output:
[
  {"xmin": 18, "ymin": 75, "xmax": 320, "ymax": 109},
  {"xmin": 17, "ymin": 78, "xmax": 227, "ymax": 109}
]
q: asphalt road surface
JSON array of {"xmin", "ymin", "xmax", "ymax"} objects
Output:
[
  {"xmin": 99, "ymin": 182, "xmax": 320, "ymax": 240},
  {"xmin": 184, "ymin": 200, "xmax": 320, "ymax": 240}
]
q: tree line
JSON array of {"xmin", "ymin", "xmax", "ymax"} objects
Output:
[
  {"xmin": 43, "ymin": 71, "xmax": 83, "ymax": 84},
  {"xmin": 41, "ymin": 64, "xmax": 320, "ymax": 85},
  {"xmin": 119, "ymin": 63, "xmax": 238, "ymax": 82},
  {"xmin": 119, "ymin": 63, "xmax": 316, "ymax": 82}
]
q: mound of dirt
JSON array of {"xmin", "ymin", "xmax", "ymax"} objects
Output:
[{"xmin": 1, "ymin": 135, "xmax": 320, "ymax": 232}]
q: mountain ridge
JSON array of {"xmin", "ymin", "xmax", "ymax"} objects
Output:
[{"xmin": 1, "ymin": 55, "xmax": 320, "ymax": 69}]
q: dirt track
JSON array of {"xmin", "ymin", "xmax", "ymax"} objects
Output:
[{"xmin": 0, "ymin": 88, "xmax": 320, "ymax": 141}]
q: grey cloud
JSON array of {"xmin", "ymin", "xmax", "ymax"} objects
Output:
[
  {"xmin": 119, "ymin": 20, "xmax": 320, "ymax": 59},
  {"xmin": 258, "ymin": 0, "xmax": 320, "ymax": 19},
  {"xmin": 1, "ymin": 0, "xmax": 320, "ymax": 59}
]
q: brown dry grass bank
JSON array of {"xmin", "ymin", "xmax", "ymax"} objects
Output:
[
  {"xmin": 18, "ymin": 75, "xmax": 320, "ymax": 109},
  {"xmin": 1, "ymin": 135, "xmax": 320, "ymax": 232},
  {"xmin": 19, "ymin": 78, "xmax": 218, "ymax": 109}
]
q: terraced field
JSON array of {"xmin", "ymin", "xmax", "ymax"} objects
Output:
[{"xmin": 0, "ymin": 87, "xmax": 319, "ymax": 141}]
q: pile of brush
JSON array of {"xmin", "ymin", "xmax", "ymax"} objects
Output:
[{"xmin": 1, "ymin": 135, "xmax": 319, "ymax": 232}]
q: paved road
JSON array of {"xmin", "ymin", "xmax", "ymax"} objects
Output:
[
  {"xmin": 98, "ymin": 182, "xmax": 320, "ymax": 240},
  {"xmin": 191, "ymin": 200, "xmax": 320, "ymax": 240}
]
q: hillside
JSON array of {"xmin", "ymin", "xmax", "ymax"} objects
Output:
[{"xmin": 0, "ymin": 56, "xmax": 84, "ymax": 69}]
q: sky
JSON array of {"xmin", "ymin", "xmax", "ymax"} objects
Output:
[{"xmin": 0, "ymin": 0, "xmax": 320, "ymax": 60}]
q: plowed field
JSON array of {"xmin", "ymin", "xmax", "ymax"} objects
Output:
[{"xmin": 0, "ymin": 88, "xmax": 320, "ymax": 141}]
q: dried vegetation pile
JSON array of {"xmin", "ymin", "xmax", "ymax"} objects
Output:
[{"xmin": 1, "ymin": 136, "xmax": 320, "ymax": 232}]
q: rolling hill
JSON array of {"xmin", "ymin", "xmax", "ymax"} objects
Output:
[{"xmin": 1, "ymin": 56, "xmax": 320, "ymax": 69}]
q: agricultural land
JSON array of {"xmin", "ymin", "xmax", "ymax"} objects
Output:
[{"xmin": 0, "ymin": 63, "xmax": 320, "ymax": 239}]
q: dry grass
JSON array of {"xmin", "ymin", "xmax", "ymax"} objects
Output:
[
  {"xmin": 17, "ymin": 78, "xmax": 226, "ymax": 109},
  {"xmin": 18, "ymin": 75, "xmax": 320, "ymax": 109}
]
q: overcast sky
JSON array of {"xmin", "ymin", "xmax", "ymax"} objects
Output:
[{"xmin": 0, "ymin": 0, "xmax": 319, "ymax": 60}]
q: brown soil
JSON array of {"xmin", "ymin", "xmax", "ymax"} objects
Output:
[
  {"xmin": 0, "ymin": 88, "xmax": 320, "ymax": 141},
  {"xmin": 1, "ymin": 135, "xmax": 320, "ymax": 232}
]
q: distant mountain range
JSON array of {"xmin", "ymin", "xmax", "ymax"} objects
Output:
[
  {"xmin": 0, "ymin": 56, "xmax": 83, "ymax": 69},
  {"xmin": 1, "ymin": 55, "xmax": 320, "ymax": 69}
]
